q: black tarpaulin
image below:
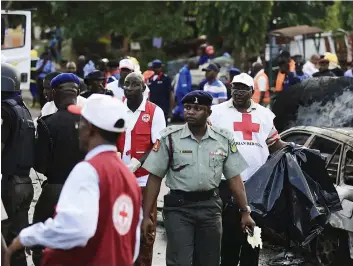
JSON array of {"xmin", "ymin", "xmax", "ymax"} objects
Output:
[{"xmin": 245, "ymin": 144, "xmax": 342, "ymax": 246}]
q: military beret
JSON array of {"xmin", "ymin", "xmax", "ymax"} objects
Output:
[
  {"xmin": 84, "ymin": 70, "xmax": 106, "ymax": 80},
  {"xmin": 50, "ymin": 73, "xmax": 80, "ymax": 89},
  {"xmin": 181, "ymin": 90, "xmax": 213, "ymax": 106},
  {"xmin": 152, "ymin": 59, "xmax": 162, "ymax": 68}
]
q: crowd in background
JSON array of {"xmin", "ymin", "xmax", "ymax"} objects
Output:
[{"xmin": 29, "ymin": 41, "xmax": 353, "ymax": 124}]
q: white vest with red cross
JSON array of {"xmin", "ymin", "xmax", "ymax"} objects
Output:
[
  {"xmin": 210, "ymin": 100, "xmax": 274, "ymax": 181},
  {"xmin": 116, "ymin": 100, "xmax": 157, "ymax": 178}
]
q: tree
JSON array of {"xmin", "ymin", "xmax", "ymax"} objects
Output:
[{"xmin": 194, "ymin": 1, "xmax": 273, "ymax": 67}]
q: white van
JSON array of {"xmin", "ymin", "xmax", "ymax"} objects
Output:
[{"xmin": 1, "ymin": 10, "xmax": 31, "ymax": 90}]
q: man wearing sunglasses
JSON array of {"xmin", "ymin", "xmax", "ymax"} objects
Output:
[{"xmin": 209, "ymin": 73, "xmax": 287, "ymax": 266}]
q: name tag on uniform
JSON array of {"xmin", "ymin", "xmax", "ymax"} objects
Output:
[
  {"xmin": 180, "ymin": 150, "xmax": 192, "ymax": 154},
  {"xmin": 210, "ymin": 150, "xmax": 226, "ymax": 156},
  {"xmin": 157, "ymin": 81, "xmax": 163, "ymax": 84}
]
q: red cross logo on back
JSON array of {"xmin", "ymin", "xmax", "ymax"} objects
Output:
[
  {"xmin": 233, "ymin": 113, "xmax": 260, "ymax": 141},
  {"xmin": 119, "ymin": 205, "xmax": 128, "ymax": 223}
]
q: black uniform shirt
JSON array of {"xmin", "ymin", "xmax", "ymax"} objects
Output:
[
  {"xmin": 34, "ymin": 108, "xmax": 85, "ymax": 184},
  {"xmin": 1, "ymin": 95, "xmax": 21, "ymax": 148}
]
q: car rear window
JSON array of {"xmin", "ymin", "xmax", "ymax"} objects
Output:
[
  {"xmin": 309, "ymin": 136, "xmax": 341, "ymax": 184},
  {"xmin": 281, "ymin": 132, "xmax": 311, "ymax": 146}
]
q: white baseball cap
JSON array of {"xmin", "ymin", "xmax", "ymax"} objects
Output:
[
  {"xmin": 119, "ymin": 59, "xmax": 135, "ymax": 71},
  {"xmin": 68, "ymin": 94, "xmax": 128, "ymax": 133},
  {"xmin": 231, "ymin": 73, "xmax": 254, "ymax": 88}
]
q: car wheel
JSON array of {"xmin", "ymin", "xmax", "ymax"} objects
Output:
[{"xmin": 311, "ymin": 229, "xmax": 350, "ymax": 266}]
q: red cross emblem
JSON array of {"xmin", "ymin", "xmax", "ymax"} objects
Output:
[
  {"xmin": 233, "ymin": 113, "xmax": 260, "ymax": 141},
  {"xmin": 119, "ymin": 205, "xmax": 128, "ymax": 222}
]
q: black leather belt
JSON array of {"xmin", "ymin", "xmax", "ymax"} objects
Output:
[{"xmin": 170, "ymin": 188, "xmax": 219, "ymax": 202}]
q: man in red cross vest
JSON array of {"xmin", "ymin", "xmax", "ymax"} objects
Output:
[
  {"xmin": 4, "ymin": 94, "xmax": 142, "ymax": 266},
  {"xmin": 209, "ymin": 73, "xmax": 287, "ymax": 266},
  {"xmin": 116, "ymin": 72, "xmax": 166, "ymax": 266}
]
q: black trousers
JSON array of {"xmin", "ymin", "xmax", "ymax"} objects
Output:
[
  {"xmin": 219, "ymin": 180, "xmax": 260, "ymax": 266},
  {"xmin": 1, "ymin": 175, "xmax": 34, "ymax": 266},
  {"xmin": 163, "ymin": 195, "xmax": 223, "ymax": 266},
  {"xmin": 31, "ymin": 183, "xmax": 63, "ymax": 266}
]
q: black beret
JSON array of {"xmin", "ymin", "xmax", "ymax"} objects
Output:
[
  {"xmin": 181, "ymin": 90, "xmax": 213, "ymax": 106},
  {"xmin": 50, "ymin": 73, "xmax": 80, "ymax": 89},
  {"xmin": 84, "ymin": 70, "xmax": 105, "ymax": 80}
]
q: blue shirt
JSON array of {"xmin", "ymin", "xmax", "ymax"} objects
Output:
[
  {"xmin": 344, "ymin": 69, "xmax": 353, "ymax": 78},
  {"xmin": 283, "ymin": 72, "xmax": 300, "ymax": 91},
  {"xmin": 176, "ymin": 66, "xmax": 192, "ymax": 94},
  {"xmin": 295, "ymin": 72, "xmax": 310, "ymax": 81},
  {"xmin": 36, "ymin": 60, "xmax": 56, "ymax": 79},
  {"xmin": 107, "ymin": 73, "xmax": 120, "ymax": 84},
  {"xmin": 83, "ymin": 61, "xmax": 96, "ymax": 78},
  {"xmin": 203, "ymin": 79, "xmax": 228, "ymax": 105}
]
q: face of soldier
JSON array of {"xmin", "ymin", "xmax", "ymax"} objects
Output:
[
  {"xmin": 124, "ymin": 74, "xmax": 144, "ymax": 102},
  {"xmin": 231, "ymin": 83, "xmax": 252, "ymax": 108},
  {"xmin": 184, "ymin": 103, "xmax": 211, "ymax": 127}
]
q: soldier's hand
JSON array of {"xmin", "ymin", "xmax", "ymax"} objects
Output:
[
  {"xmin": 141, "ymin": 217, "xmax": 154, "ymax": 244},
  {"xmin": 241, "ymin": 213, "xmax": 255, "ymax": 233}
]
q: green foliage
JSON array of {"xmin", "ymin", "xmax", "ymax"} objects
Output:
[
  {"xmin": 194, "ymin": 1, "xmax": 273, "ymax": 54},
  {"xmin": 4, "ymin": 0, "xmax": 353, "ymax": 58}
]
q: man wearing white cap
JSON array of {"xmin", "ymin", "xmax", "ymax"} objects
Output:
[
  {"xmin": 209, "ymin": 73, "xmax": 287, "ymax": 266},
  {"xmin": 5, "ymin": 94, "xmax": 142, "ymax": 266},
  {"xmin": 107, "ymin": 58, "xmax": 149, "ymax": 101}
]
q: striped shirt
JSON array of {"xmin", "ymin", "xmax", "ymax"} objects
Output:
[{"xmin": 203, "ymin": 79, "xmax": 227, "ymax": 105}]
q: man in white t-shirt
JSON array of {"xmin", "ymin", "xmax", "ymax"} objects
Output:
[
  {"xmin": 303, "ymin": 54, "xmax": 320, "ymax": 77},
  {"xmin": 209, "ymin": 73, "xmax": 287, "ymax": 266},
  {"xmin": 107, "ymin": 58, "xmax": 149, "ymax": 100},
  {"xmin": 116, "ymin": 72, "xmax": 165, "ymax": 266}
]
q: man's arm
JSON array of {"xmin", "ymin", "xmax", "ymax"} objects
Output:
[
  {"xmin": 266, "ymin": 124, "xmax": 288, "ymax": 154},
  {"xmin": 142, "ymin": 136, "xmax": 169, "ymax": 217},
  {"xmin": 223, "ymin": 138, "xmax": 255, "ymax": 231},
  {"xmin": 222, "ymin": 139, "xmax": 249, "ymax": 210},
  {"xmin": 18, "ymin": 162, "xmax": 99, "ymax": 249},
  {"xmin": 33, "ymin": 120, "xmax": 52, "ymax": 174},
  {"xmin": 143, "ymin": 174, "xmax": 162, "ymax": 219}
]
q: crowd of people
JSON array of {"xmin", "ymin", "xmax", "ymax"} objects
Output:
[{"xmin": 1, "ymin": 43, "xmax": 352, "ymax": 266}]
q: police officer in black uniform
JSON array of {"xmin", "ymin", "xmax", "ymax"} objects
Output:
[
  {"xmin": 147, "ymin": 59, "xmax": 173, "ymax": 123},
  {"xmin": 32, "ymin": 73, "xmax": 86, "ymax": 265},
  {"xmin": 81, "ymin": 70, "xmax": 114, "ymax": 98},
  {"xmin": 1, "ymin": 63, "xmax": 35, "ymax": 266}
]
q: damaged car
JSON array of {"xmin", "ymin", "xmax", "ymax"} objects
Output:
[{"xmin": 281, "ymin": 126, "xmax": 353, "ymax": 266}]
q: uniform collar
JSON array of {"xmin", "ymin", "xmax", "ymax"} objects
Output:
[
  {"xmin": 124, "ymin": 97, "xmax": 147, "ymax": 112},
  {"xmin": 180, "ymin": 124, "xmax": 217, "ymax": 140},
  {"xmin": 85, "ymin": 144, "xmax": 117, "ymax": 160},
  {"xmin": 226, "ymin": 99, "xmax": 257, "ymax": 112}
]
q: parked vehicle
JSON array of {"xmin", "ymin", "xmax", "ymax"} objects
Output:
[{"xmin": 281, "ymin": 126, "xmax": 353, "ymax": 266}]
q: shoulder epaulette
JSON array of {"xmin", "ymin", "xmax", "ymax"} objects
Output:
[
  {"xmin": 209, "ymin": 125, "xmax": 233, "ymax": 140},
  {"xmin": 160, "ymin": 125, "xmax": 184, "ymax": 138}
]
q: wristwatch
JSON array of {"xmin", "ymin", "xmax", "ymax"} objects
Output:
[{"xmin": 239, "ymin": 206, "xmax": 251, "ymax": 213}]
